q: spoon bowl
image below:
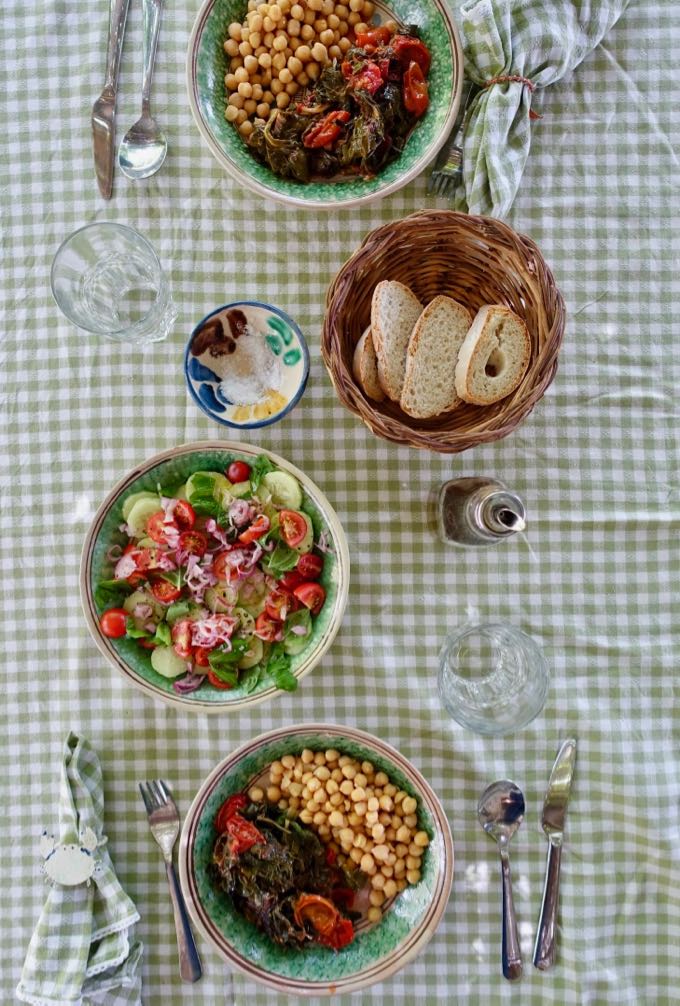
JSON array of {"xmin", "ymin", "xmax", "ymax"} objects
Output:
[
  {"xmin": 119, "ymin": 116, "xmax": 167, "ymax": 179},
  {"xmin": 478, "ymin": 780, "xmax": 525, "ymax": 981}
]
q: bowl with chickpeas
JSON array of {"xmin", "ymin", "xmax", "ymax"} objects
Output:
[
  {"xmin": 178, "ymin": 723, "xmax": 453, "ymax": 994},
  {"xmin": 187, "ymin": 0, "xmax": 463, "ymax": 208}
]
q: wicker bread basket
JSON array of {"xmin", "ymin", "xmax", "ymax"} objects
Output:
[{"xmin": 322, "ymin": 210, "xmax": 566, "ymax": 453}]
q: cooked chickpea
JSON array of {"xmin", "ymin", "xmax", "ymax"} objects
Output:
[
  {"xmin": 328, "ymin": 44, "xmax": 341, "ymax": 59},
  {"xmin": 228, "ymin": 21, "xmax": 243, "ymax": 39},
  {"xmin": 360, "ymin": 852, "xmax": 375, "ymax": 874},
  {"xmin": 385, "ymin": 18, "xmax": 398, "ymax": 33},
  {"xmin": 312, "ymin": 810, "xmax": 326, "ymax": 826},
  {"xmin": 263, "ymin": 30, "xmax": 275, "ymax": 45},
  {"xmin": 263, "ymin": 89, "xmax": 274, "ymax": 101},
  {"xmin": 228, "ymin": 93, "xmax": 245, "ymax": 108},
  {"xmin": 347, "ymin": 11, "xmax": 360, "ymax": 25},
  {"xmin": 224, "ymin": 38, "xmax": 240, "ymax": 56},
  {"xmin": 272, "ymin": 50, "xmax": 287, "ymax": 69},
  {"xmin": 406, "ymin": 855, "xmax": 421, "ymax": 871},
  {"xmin": 276, "ymin": 91, "xmax": 290, "ymax": 107},
  {"xmin": 341, "ymin": 764, "xmax": 357, "ymax": 780},
  {"xmin": 365, "ymin": 810, "xmax": 379, "ymax": 826},
  {"xmin": 371, "ymin": 871, "xmax": 386, "ymax": 890},
  {"xmin": 269, "ymin": 3, "xmax": 283, "ymax": 21},
  {"xmin": 371, "ymin": 844, "xmax": 389, "ymax": 862},
  {"xmin": 237, "ymin": 81, "xmax": 253, "ymax": 97},
  {"xmin": 413, "ymin": 831, "xmax": 430, "ymax": 848},
  {"xmin": 285, "ymin": 55, "xmax": 302, "ymax": 77},
  {"xmin": 328, "ymin": 12, "xmax": 340, "ymax": 28},
  {"xmin": 327, "ymin": 810, "xmax": 344, "ymax": 828},
  {"xmin": 291, "ymin": 1, "xmax": 304, "ymax": 16},
  {"xmin": 338, "ymin": 35, "xmax": 351, "ymax": 53},
  {"xmin": 277, "ymin": 66, "xmax": 292, "ymax": 83},
  {"xmin": 372, "ymin": 823, "xmax": 385, "ymax": 842},
  {"xmin": 311, "ymin": 42, "xmax": 328, "ymax": 62},
  {"xmin": 363, "ymin": 0, "xmax": 374, "ymax": 14},
  {"xmin": 349, "ymin": 846, "xmax": 363, "ymax": 864},
  {"xmin": 394, "ymin": 858, "xmax": 406, "ymax": 876},
  {"xmin": 383, "ymin": 878, "xmax": 398, "ymax": 899},
  {"xmin": 403, "ymin": 814, "xmax": 418, "ymax": 829},
  {"xmin": 255, "ymin": 100, "xmax": 270, "ymax": 118},
  {"xmin": 347, "ymin": 812, "xmax": 362, "ymax": 827},
  {"xmin": 379, "ymin": 795, "xmax": 393, "ymax": 812},
  {"xmin": 374, "ymin": 772, "xmax": 389, "ymax": 787},
  {"xmin": 339, "ymin": 827, "xmax": 354, "ymax": 845},
  {"xmin": 313, "ymin": 788, "xmax": 326, "ymax": 805},
  {"xmin": 402, "ymin": 794, "xmax": 418, "ymax": 814},
  {"xmin": 353, "ymin": 832, "xmax": 367, "ymax": 849},
  {"xmin": 369, "ymin": 889, "xmax": 385, "ymax": 907},
  {"xmin": 285, "ymin": 81, "xmax": 299, "ymax": 95},
  {"xmin": 367, "ymin": 906, "xmax": 382, "ymax": 924},
  {"xmin": 272, "ymin": 33, "xmax": 288, "ymax": 51},
  {"xmin": 381, "ymin": 863, "xmax": 394, "ymax": 877},
  {"xmin": 335, "ymin": 3, "xmax": 349, "ymax": 16},
  {"xmin": 329, "ymin": 791, "xmax": 343, "ymax": 807},
  {"xmin": 307, "ymin": 61, "xmax": 320, "ymax": 79},
  {"xmin": 225, "ymin": 72, "xmax": 238, "ymax": 90},
  {"xmin": 307, "ymin": 776, "xmax": 321, "ymax": 793},
  {"xmin": 407, "ymin": 869, "xmax": 421, "ymax": 885},
  {"xmin": 264, "ymin": 784, "xmax": 280, "ymax": 802},
  {"xmin": 225, "ymin": 104, "xmax": 239, "ymax": 121},
  {"xmin": 234, "ymin": 66, "xmax": 249, "ymax": 83},
  {"xmin": 339, "ymin": 778, "xmax": 353, "ymax": 796}
]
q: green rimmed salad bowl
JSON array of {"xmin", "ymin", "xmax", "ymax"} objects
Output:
[
  {"xmin": 80, "ymin": 442, "xmax": 349, "ymax": 713},
  {"xmin": 186, "ymin": 0, "xmax": 464, "ymax": 209},
  {"xmin": 178, "ymin": 723, "xmax": 454, "ymax": 994}
]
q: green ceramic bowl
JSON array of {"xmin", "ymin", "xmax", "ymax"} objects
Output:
[
  {"xmin": 178, "ymin": 723, "xmax": 454, "ymax": 994},
  {"xmin": 80, "ymin": 442, "xmax": 349, "ymax": 712},
  {"xmin": 186, "ymin": 0, "xmax": 464, "ymax": 209}
]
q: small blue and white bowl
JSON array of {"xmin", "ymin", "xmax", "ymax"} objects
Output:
[{"xmin": 184, "ymin": 301, "xmax": 309, "ymax": 429}]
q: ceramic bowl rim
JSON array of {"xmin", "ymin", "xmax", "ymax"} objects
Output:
[
  {"xmin": 178, "ymin": 722, "xmax": 454, "ymax": 994},
  {"xmin": 184, "ymin": 300, "xmax": 310, "ymax": 430},
  {"xmin": 79, "ymin": 442, "xmax": 350, "ymax": 712},
  {"xmin": 186, "ymin": 0, "xmax": 464, "ymax": 210}
]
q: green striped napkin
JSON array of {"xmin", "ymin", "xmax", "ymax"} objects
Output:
[
  {"xmin": 16, "ymin": 734, "xmax": 142, "ymax": 1006},
  {"xmin": 453, "ymin": 0, "xmax": 631, "ymax": 217}
]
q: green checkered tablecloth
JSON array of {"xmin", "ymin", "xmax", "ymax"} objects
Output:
[{"xmin": 2, "ymin": 1, "xmax": 679, "ymax": 1003}]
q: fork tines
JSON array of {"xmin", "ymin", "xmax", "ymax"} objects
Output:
[{"xmin": 139, "ymin": 779, "xmax": 171, "ymax": 813}]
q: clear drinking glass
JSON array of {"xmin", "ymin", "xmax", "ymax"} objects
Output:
[
  {"xmin": 437, "ymin": 622, "xmax": 549, "ymax": 736},
  {"xmin": 50, "ymin": 222, "xmax": 177, "ymax": 344}
]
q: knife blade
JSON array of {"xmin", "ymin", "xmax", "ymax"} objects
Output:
[
  {"xmin": 533, "ymin": 738, "xmax": 576, "ymax": 970},
  {"xmin": 92, "ymin": 0, "xmax": 132, "ymax": 198}
]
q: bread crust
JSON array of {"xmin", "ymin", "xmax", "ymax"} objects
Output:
[
  {"xmin": 400, "ymin": 295, "xmax": 473, "ymax": 419},
  {"xmin": 371, "ymin": 280, "xmax": 423, "ymax": 401},
  {"xmin": 454, "ymin": 305, "xmax": 531, "ymax": 405},
  {"xmin": 352, "ymin": 326, "xmax": 385, "ymax": 402}
]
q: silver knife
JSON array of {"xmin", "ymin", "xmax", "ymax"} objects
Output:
[
  {"xmin": 533, "ymin": 738, "xmax": 577, "ymax": 970},
  {"xmin": 92, "ymin": 0, "xmax": 132, "ymax": 198}
]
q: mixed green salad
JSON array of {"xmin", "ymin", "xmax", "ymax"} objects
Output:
[{"xmin": 96, "ymin": 455, "xmax": 332, "ymax": 696}]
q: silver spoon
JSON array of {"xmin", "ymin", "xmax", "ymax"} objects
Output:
[
  {"xmin": 478, "ymin": 780, "xmax": 525, "ymax": 981},
  {"xmin": 119, "ymin": 0, "xmax": 167, "ymax": 179}
]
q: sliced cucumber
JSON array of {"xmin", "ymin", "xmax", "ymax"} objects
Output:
[
  {"xmin": 122, "ymin": 491, "xmax": 158, "ymax": 522},
  {"xmin": 185, "ymin": 471, "xmax": 231, "ymax": 503},
  {"xmin": 151, "ymin": 645, "xmax": 188, "ymax": 679},
  {"xmin": 173, "ymin": 484, "xmax": 188, "ymax": 500},
  {"xmin": 205, "ymin": 584, "xmax": 239, "ymax": 613},
  {"xmin": 136, "ymin": 536, "xmax": 157, "ymax": 549},
  {"xmin": 234, "ymin": 607, "xmax": 255, "ymax": 637},
  {"xmin": 292, "ymin": 512, "xmax": 314, "ymax": 554},
  {"xmin": 126, "ymin": 497, "xmax": 162, "ymax": 538},
  {"xmin": 228, "ymin": 480, "xmax": 249, "ymax": 498},
  {"xmin": 238, "ymin": 635, "xmax": 263, "ymax": 669},
  {"xmin": 123, "ymin": 589, "xmax": 163, "ymax": 623},
  {"xmin": 261, "ymin": 470, "xmax": 303, "ymax": 509},
  {"xmin": 283, "ymin": 631, "xmax": 311, "ymax": 656}
]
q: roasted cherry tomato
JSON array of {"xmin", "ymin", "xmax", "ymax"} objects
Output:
[
  {"xmin": 226, "ymin": 813, "xmax": 265, "ymax": 855},
  {"xmin": 193, "ymin": 646, "xmax": 214, "ymax": 667},
  {"xmin": 279, "ymin": 569, "xmax": 304, "ymax": 592},
  {"xmin": 254, "ymin": 611, "xmax": 281, "ymax": 642},
  {"xmin": 146, "ymin": 511, "xmax": 178, "ymax": 545},
  {"xmin": 213, "ymin": 550, "xmax": 234, "ymax": 582},
  {"xmin": 150, "ymin": 578, "xmax": 182, "ymax": 604},
  {"xmin": 138, "ymin": 638, "xmax": 157, "ymax": 649},
  {"xmin": 296, "ymin": 553, "xmax": 323, "ymax": 580},
  {"xmin": 345, "ymin": 61, "xmax": 384, "ymax": 94},
  {"xmin": 215, "ymin": 793, "xmax": 248, "ymax": 833},
  {"xmin": 278, "ymin": 510, "xmax": 308, "ymax": 548},
  {"xmin": 99, "ymin": 608, "xmax": 127, "ymax": 638},
  {"xmin": 319, "ymin": 917, "xmax": 354, "ymax": 949},
  {"xmin": 173, "ymin": 499, "xmax": 196, "ymax": 530},
  {"xmin": 179, "ymin": 530, "xmax": 208, "ymax": 557},
  {"xmin": 132, "ymin": 546, "xmax": 159, "ymax": 571},
  {"xmin": 354, "ymin": 25, "xmax": 393, "ymax": 47},
  {"xmin": 392, "ymin": 34, "xmax": 431, "ymax": 73},
  {"xmin": 207, "ymin": 669, "xmax": 233, "ymax": 690},
  {"xmin": 227, "ymin": 461, "xmax": 251, "ymax": 483},
  {"xmin": 294, "ymin": 894, "xmax": 339, "ymax": 937},
  {"xmin": 264, "ymin": 586, "xmax": 298, "ymax": 622},
  {"xmin": 171, "ymin": 618, "xmax": 193, "ymax": 659},
  {"xmin": 293, "ymin": 581, "xmax": 326, "ymax": 615},
  {"xmin": 238, "ymin": 514, "xmax": 271, "ymax": 545},
  {"xmin": 330, "ymin": 886, "xmax": 355, "ymax": 911},
  {"xmin": 403, "ymin": 60, "xmax": 429, "ymax": 116},
  {"xmin": 303, "ymin": 109, "xmax": 351, "ymax": 148}
]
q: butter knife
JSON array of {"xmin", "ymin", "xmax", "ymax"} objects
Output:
[
  {"xmin": 533, "ymin": 738, "xmax": 577, "ymax": 970},
  {"xmin": 92, "ymin": 0, "xmax": 132, "ymax": 198}
]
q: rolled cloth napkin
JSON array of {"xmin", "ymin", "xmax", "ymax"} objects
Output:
[
  {"xmin": 452, "ymin": 0, "xmax": 631, "ymax": 217},
  {"xmin": 17, "ymin": 733, "xmax": 143, "ymax": 1006}
]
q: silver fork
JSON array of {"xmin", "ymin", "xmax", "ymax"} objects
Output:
[
  {"xmin": 428, "ymin": 80, "xmax": 476, "ymax": 198},
  {"xmin": 139, "ymin": 780, "xmax": 202, "ymax": 983}
]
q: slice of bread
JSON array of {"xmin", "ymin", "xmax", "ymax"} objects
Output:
[
  {"xmin": 352, "ymin": 326, "xmax": 385, "ymax": 402},
  {"xmin": 454, "ymin": 305, "xmax": 531, "ymax": 405},
  {"xmin": 399, "ymin": 296, "xmax": 473, "ymax": 419},
  {"xmin": 371, "ymin": 280, "xmax": 423, "ymax": 401}
]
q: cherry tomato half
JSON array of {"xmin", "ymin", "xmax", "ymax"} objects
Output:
[
  {"xmin": 227, "ymin": 460, "xmax": 251, "ymax": 483},
  {"xmin": 293, "ymin": 581, "xmax": 326, "ymax": 615},
  {"xmin": 173, "ymin": 499, "xmax": 196, "ymax": 531},
  {"xmin": 215, "ymin": 793, "xmax": 247, "ymax": 833},
  {"xmin": 207, "ymin": 669, "xmax": 233, "ymax": 690},
  {"xmin": 278, "ymin": 510, "xmax": 308, "ymax": 548},
  {"xmin": 238, "ymin": 514, "xmax": 271, "ymax": 545},
  {"xmin": 179, "ymin": 530, "xmax": 208, "ymax": 558},
  {"xmin": 319, "ymin": 917, "xmax": 354, "ymax": 949},
  {"xmin": 264, "ymin": 586, "xmax": 298, "ymax": 622},
  {"xmin": 226, "ymin": 813, "xmax": 265, "ymax": 855},
  {"xmin": 303, "ymin": 109, "xmax": 351, "ymax": 148},
  {"xmin": 193, "ymin": 646, "xmax": 213, "ymax": 667},
  {"xmin": 138, "ymin": 638, "xmax": 157, "ymax": 650},
  {"xmin": 354, "ymin": 25, "xmax": 393, "ymax": 47},
  {"xmin": 294, "ymin": 894, "xmax": 339, "ymax": 937},
  {"xmin": 296, "ymin": 553, "xmax": 323, "ymax": 580},
  {"xmin": 99, "ymin": 608, "xmax": 128, "ymax": 638},
  {"xmin": 403, "ymin": 60, "xmax": 429, "ymax": 117},
  {"xmin": 147, "ymin": 511, "xmax": 178, "ymax": 545},
  {"xmin": 279, "ymin": 569, "xmax": 304, "ymax": 592},
  {"xmin": 392, "ymin": 35, "xmax": 431, "ymax": 74},
  {"xmin": 213, "ymin": 550, "xmax": 234, "ymax": 582},
  {"xmin": 171, "ymin": 618, "xmax": 193, "ymax": 659},
  {"xmin": 150, "ymin": 578, "xmax": 182, "ymax": 604},
  {"xmin": 255, "ymin": 611, "xmax": 282, "ymax": 642}
]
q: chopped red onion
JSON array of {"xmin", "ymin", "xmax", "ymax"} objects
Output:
[
  {"xmin": 173, "ymin": 672, "xmax": 206, "ymax": 695},
  {"xmin": 114, "ymin": 553, "xmax": 138, "ymax": 580}
]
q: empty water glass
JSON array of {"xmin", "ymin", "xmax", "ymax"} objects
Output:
[
  {"xmin": 437, "ymin": 622, "xmax": 549, "ymax": 736},
  {"xmin": 50, "ymin": 222, "xmax": 176, "ymax": 344}
]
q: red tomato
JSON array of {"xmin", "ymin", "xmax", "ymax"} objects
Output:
[
  {"xmin": 355, "ymin": 25, "xmax": 393, "ymax": 47},
  {"xmin": 392, "ymin": 34, "xmax": 431, "ymax": 74},
  {"xmin": 296, "ymin": 553, "xmax": 323, "ymax": 580},
  {"xmin": 293, "ymin": 582, "xmax": 326, "ymax": 615},
  {"xmin": 126, "ymin": 570, "xmax": 146, "ymax": 587},
  {"xmin": 264, "ymin": 586, "xmax": 298, "ymax": 622},
  {"xmin": 171, "ymin": 618, "xmax": 193, "ymax": 659},
  {"xmin": 279, "ymin": 569, "xmax": 304, "ymax": 591},
  {"xmin": 147, "ymin": 511, "xmax": 178, "ymax": 544},
  {"xmin": 331, "ymin": 886, "xmax": 355, "ymax": 911},
  {"xmin": 179, "ymin": 530, "xmax": 208, "ymax": 557},
  {"xmin": 150, "ymin": 578, "xmax": 182, "ymax": 604},
  {"xmin": 226, "ymin": 813, "xmax": 265, "ymax": 855},
  {"xmin": 215, "ymin": 793, "xmax": 248, "ymax": 833},
  {"xmin": 193, "ymin": 646, "xmax": 213, "ymax": 667},
  {"xmin": 294, "ymin": 894, "xmax": 339, "ymax": 936},
  {"xmin": 173, "ymin": 499, "xmax": 196, "ymax": 530},
  {"xmin": 255, "ymin": 611, "xmax": 281, "ymax": 642},
  {"xmin": 278, "ymin": 510, "xmax": 308, "ymax": 548},
  {"xmin": 238, "ymin": 514, "xmax": 270, "ymax": 545},
  {"xmin": 303, "ymin": 109, "xmax": 351, "ymax": 148},
  {"xmin": 227, "ymin": 461, "xmax": 251, "ymax": 483},
  {"xmin": 99, "ymin": 608, "xmax": 127, "ymax": 638},
  {"xmin": 138, "ymin": 638, "xmax": 157, "ymax": 650},
  {"xmin": 213, "ymin": 550, "xmax": 234, "ymax": 581},
  {"xmin": 207, "ymin": 669, "xmax": 233, "ymax": 690},
  {"xmin": 320, "ymin": 917, "xmax": 354, "ymax": 949},
  {"xmin": 134, "ymin": 546, "xmax": 159, "ymax": 571},
  {"xmin": 342, "ymin": 60, "xmax": 384, "ymax": 94},
  {"xmin": 403, "ymin": 60, "xmax": 429, "ymax": 116}
]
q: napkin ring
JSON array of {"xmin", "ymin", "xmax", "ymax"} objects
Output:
[
  {"xmin": 39, "ymin": 827, "xmax": 104, "ymax": 887},
  {"xmin": 483, "ymin": 75, "xmax": 543, "ymax": 119}
]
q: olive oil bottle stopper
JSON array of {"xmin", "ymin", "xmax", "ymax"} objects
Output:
[{"xmin": 437, "ymin": 477, "xmax": 526, "ymax": 547}]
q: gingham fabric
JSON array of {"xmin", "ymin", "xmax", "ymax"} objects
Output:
[
  {"xmin": 453, "ymin": 0, "xmax": 631, "ymax": 217},
  {"xmin": 1, "ymin": 0, "xmax": 679, "ymax": 1004},
  {"xmin": 16, "ymin": 734, "xmax": 142, "ymax": 1006}
]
